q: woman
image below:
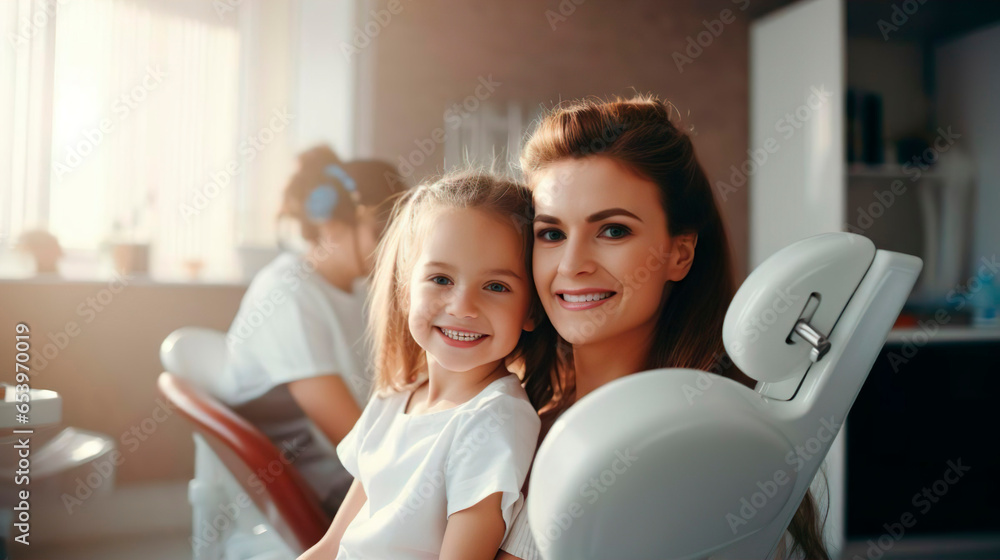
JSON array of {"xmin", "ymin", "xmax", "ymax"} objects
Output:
[
  {"xmin": 498, "ymin": 96, "xmax": 829, "ymax": 560},
  {"xmin": 218, "ymin": 145, "xmax": 404, "ymax": 516}
]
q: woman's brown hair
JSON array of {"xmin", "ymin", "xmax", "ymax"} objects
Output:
[
  {"xmin": 520, "ymin": 95, "xmax": 829, "ymax": 560},
  {"xmin": 366, "ymin": 170, "xmax": 560, "ymax": 411}
]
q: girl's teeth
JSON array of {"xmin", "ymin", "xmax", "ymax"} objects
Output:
[
  {"xmin": 562, "ymin": 292, "xmax": 613, "ymax": 303},
  {"xmin": 441, "ymin": 328, "xmax": 484, "ymax": 341}
]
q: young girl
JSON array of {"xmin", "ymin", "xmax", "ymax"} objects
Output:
[{"xmin": 299, "ymin": 171, "xmax": 557, "ymax": 560}]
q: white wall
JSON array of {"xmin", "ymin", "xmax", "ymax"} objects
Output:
[
  {"xmin": 294, "ymin": 0, "xmax": 360, "ymax": 158},
  {"xmin": 749, "ymin": 0, "xmax": 845, "ymax": 268},
  {"xmin": 935, "ymin": 23, "xmax": 1000, "ymax": 276}
]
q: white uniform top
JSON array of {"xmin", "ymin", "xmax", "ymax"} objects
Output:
[
  {"xmin": 218, "ymin": 251, "xmax": 373, "ymax": 505},
  {"xmin": 336, "ymin": 374, "xmax": 542, "ymax": 560}
]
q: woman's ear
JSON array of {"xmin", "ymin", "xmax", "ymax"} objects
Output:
[
  {"xmin": 316, "ymin": 220, "xmax": 352, "ymax": 248},
  {"xmin": 666, "ymin": 233, "xmax": 698, "ymax": 282}
]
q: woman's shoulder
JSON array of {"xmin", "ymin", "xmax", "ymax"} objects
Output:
[
  {"xmin": 246, "ymin": 252, "xmax": 340, "ymax": 307},
  {"xmin": 244, "ymin": 252, "xmax": 301, "ymax": 294}
]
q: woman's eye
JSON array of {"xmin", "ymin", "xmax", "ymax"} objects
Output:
[
  {"xmin": 430, "ymin": 276, "xmax": 452, "ymax": 286},
  {"xmin": 600, "ymin": 224, "xmax": 632, "ymax": 239},
  {"xmin": 537, "ymin": 229, "xmax": 565, "ymax": 242},
  {"xmin": 485, "ymin": 282, "xmax": 510, "ymax": 293}
]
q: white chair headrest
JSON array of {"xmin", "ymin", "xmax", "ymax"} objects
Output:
[
  {"xmin": 159, "ymin": 327, "xmax": 230, "ymax": 396},
  {"xmin": 722, "ymin": 233, "xmax": 875, "ymax": 383}
]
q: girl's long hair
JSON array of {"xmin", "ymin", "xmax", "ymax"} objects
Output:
[
  {"xmin": 520, "ymin": 95, "xmax": 829, "ymax": 560},
  {"xmin": 366, "ymin": 170, "xmax": 561, "ymax": 411}
]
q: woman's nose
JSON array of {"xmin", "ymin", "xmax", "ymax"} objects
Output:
[{"xmin": 557, "ymin": 237, "xmax": 597, "ymax": 277}]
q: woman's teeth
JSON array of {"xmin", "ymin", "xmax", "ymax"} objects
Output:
[
  {"xmin": 561, "ymin": 292, "xmax": 614, "ymax": 303},
  {"xmin": 440, "ymin": 328, "xmax": 485, "ymax": 341}
]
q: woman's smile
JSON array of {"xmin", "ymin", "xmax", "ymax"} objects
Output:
[{"xmin": 556, "ymin": 289, "xmax": 618, "ymax": 310}]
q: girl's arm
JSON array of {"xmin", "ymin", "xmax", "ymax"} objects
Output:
[
  {"xmin": 440, "ymin": 492, "xmax": 506, "ymax": 560},
  {"xmin": 297, "ymin": 478, "xmax": 367, "ymax": 560}
]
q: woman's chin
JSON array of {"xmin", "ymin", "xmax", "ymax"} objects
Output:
[{"xmin": 552, "ymin": 323, "xmax": 608, "ymax": 346}]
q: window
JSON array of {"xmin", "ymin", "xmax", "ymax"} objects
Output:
[{"xmin": 1, "ymin": 0, "xmax": 304, "ymax": 281}]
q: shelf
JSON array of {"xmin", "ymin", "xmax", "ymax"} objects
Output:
[
  {"xmin": 847, "ymin": 164, "xmax": 942, "ymax": 181},
  {"xmin": 885, "ymin": 326, "xmax": 1000, "ymax": 345}
]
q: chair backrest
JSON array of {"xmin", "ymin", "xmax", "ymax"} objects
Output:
[
  {"xmin": 159, "ymin": 327, "xmax": 232, "ymax": 396},
  {"xmin": 158, "ymin": 327, "xmax": 332, "ymax": 555},
  {"xmin": 525, "ymin": 233, "xmax": 922, "ymax": 560},
  {"xmin": 157, "ymin": 372, "xmax": 330, "ymax": 554}
]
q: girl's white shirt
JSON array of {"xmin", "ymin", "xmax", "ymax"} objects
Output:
[{"xmin": 336, "ymin": 374, "xmax": 541, "ymax": 560}]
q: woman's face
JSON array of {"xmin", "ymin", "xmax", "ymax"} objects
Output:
[{"xmin": 531, "ymin": 156, "xmax": 695, "ymax": 347}]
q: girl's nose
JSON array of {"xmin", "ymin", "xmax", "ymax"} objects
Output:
[
  {"xmin": 446, "ymin": 286, "xmax": 479, "ymax": 319},
  {"xmin": 557, "ymin": 237, "xmax": 598, "ymax": 277}
]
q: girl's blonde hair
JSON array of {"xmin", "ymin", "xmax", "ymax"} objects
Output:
[{"xmin": 366, "ymin": 170, "xmax": 561, "ymax": 410}]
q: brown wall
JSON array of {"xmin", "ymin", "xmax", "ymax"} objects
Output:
[
  {"xmin": 0, "ymin": 279, "xmax": 245, "ymax": 483},
  {"xmin": 369, "ymin": 0, "xmax": 751, "ymax": 277}
]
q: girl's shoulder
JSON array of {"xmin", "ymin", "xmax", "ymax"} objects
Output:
[
  {"xmin": 453, "ymin": 375, "xmax": 541, "ymax": 431},
  {"xmin": 469, "ymin": 374, "xmax": 534, "ymax": 409}
]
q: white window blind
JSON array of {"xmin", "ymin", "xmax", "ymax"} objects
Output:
[{"xmin": 50, "ymin": 0, "xmax": 241, "ymax": 279}]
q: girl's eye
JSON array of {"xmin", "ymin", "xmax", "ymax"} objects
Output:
[
  {"xmin": 537, "ymin": 229, "xmax": 565, "ymax": 242},
  {"xmin": 485, "ymin": 282, "xmax": 510, "ymax": 293},
  {"xmin": 430, "ymin": 276, "xmax": 452, "ymax": 286},
  {"xmin": 600, "ymin": 224, "xmax": 632, "ymax": 239}
]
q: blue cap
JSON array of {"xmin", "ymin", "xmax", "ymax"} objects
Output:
[
  {"xmin": 304, "ymin": 165, "xmax": 361, "ymax": 223},
  {"xmin": 325, "ymin": 164, "xmax": 357, "ymax": 193},
  {"xmin": 305, "ymin": 184, "xmax": 339, "ymax": 223}
]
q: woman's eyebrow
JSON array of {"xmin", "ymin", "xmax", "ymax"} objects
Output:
[{"xmin": 533, "ymin": 208, "xmax": 643, "ymax": 225}]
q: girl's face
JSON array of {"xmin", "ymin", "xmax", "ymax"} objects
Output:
[
  {"xmin": 408, "ymin": 208, "xmax": 535, "ymax": 374},
  {"xmin": 531, "ymin": 156, "xmax": 695, "ymax": 346}
]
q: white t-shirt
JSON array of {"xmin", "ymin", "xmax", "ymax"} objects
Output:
[
  {"xmin": 218, "ymin": 252, "xmax": 373, "ymax": 506},
  {"xmin": 336, "ymin": 374, "xmax": 542, "ymax": 560}
]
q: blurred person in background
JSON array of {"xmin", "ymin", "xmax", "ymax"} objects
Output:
[{"xmin": 217, "ymin": 145, "xmax": 404, "ymax": 516}]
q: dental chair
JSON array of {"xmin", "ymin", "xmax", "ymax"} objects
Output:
[
  {"xmin": 526, "ymin": 232, "xmax": 922, "ymax": 560},
  {"xmin": 159, "ymin": 327, "xmax": 328, "ymax": 559}
]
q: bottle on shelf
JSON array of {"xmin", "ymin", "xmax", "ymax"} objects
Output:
[{"xmin": 970, "ymin": 270, "xmax": 998, "ymax": 328}]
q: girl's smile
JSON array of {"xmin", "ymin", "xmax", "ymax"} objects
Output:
[{"xmin": 436, "ymin": 326, "xmax": 489, "ymax": 346}]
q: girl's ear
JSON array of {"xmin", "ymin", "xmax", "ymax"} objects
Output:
[{"xmin": 666, "ymin": 233, "xmax": 698, "ymax": 282}]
